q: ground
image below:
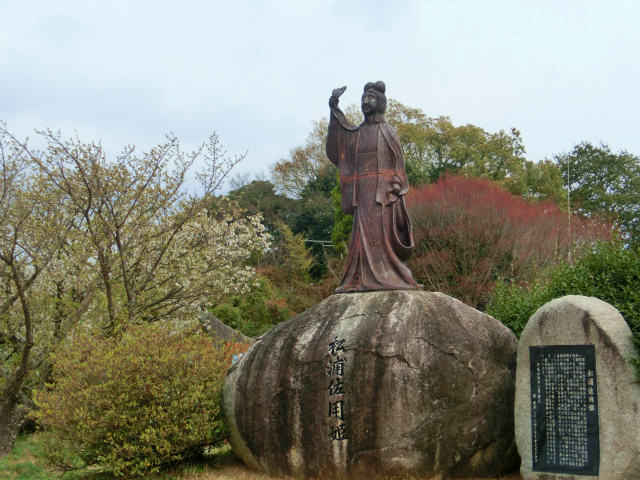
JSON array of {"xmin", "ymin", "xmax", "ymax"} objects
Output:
[{"xmin": 0, "ymin": 434, "xmax": 522, "ymax": 480}]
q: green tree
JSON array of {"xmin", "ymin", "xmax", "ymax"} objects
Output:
[
  {"xmin": 227, "ymin": 179, "xmax": 300, "ymax": 233},
  {"xmin": 0, "ymin": 133, "xmax": 75, "ymax": 455},
  {"xmin": 270, "ymin": 221, "xmax": 314, "ymax": 281},
  {"xmin": 270, "ymin": 119, "xmax": 339, "ymax": 276},
  {"xmin": 24, "ymin": 129, "xmax": 269, "ymax": 331},
  {"xmin": 293, "ymin": 163, "xmax": 337, "ymax": 277},
  {"xmin": 331, "ymin": 170, "xmax": 352, "ymax": 256},
  {"xmin": 555, "ymin": 142, "xmax": 640, "ymax": 244},
  {"xmin": 271, "ymin": 119, "xmax": 330, "ymax": 198},
  {"xmin": 385, "ymin": 100, "xmax": 565, "ymax": 202},
  {"xmin": 523, "ymin": 158, "xmax": 566, "ymax": 204},
  {"xmin": 386, "ymin": 101, "xmax": 525, "ymax": 188},
  {"xmin": 0, "ymin": 124, "xmax": 267, "ymax": 455},
  {"xmin": 210, "ymin": 221, "xmax": 317, "ymax": 338}
]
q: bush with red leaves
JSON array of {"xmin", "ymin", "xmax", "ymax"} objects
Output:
[{"xmin": 406, "ymin": 176, "xmax": 611, "ymax": 310}]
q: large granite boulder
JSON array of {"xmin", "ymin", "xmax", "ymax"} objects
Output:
[
  {"xmin": 515, "ymin": 295, "xmax": 640, "ymax": 480},
  {"xmin": 222, "ymin": 290, "xmax": 519, "ymax": 479}
]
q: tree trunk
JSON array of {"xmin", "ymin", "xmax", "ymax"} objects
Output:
[
  {"xmin": 0, "ymin": 262, "xmax": 34, "ymax": 456},
  {"xmin": 0, "ymin": 398, "xmax": 27, "ymax": 456}
]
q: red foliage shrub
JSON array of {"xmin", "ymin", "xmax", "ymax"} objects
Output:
[{"xmin": 406, "ymin": 176, "xmax": 611, "ymax": 309}]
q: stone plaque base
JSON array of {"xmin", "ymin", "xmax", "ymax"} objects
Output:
[{"xmin": 515, "ymin": 296, "xmax": 640, "ymax": 480}]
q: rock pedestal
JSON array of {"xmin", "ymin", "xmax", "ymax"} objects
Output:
[
  {"xmin": 515, "ymin": 295, "xmax": 640, "ymax": 480},
  {"xmin": 222, "ymin": 291, "xmax": 519, "ymax": 479}
]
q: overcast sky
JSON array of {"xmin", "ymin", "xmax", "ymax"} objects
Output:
[{"xmin": 2, "ymin": 0, "xmax": 639, "ymax": 192}]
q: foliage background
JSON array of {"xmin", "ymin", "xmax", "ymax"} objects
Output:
[{"xmin": 405, "ymin": 176, "xmax": 611, "ymax": 310}]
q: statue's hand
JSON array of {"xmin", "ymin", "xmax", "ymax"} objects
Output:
[
  {"xmin": 386, "ymin": 178, "xmax": 402, "ymax": 204},
  {"xmin": 332, "ymin": 86, "xmax": 347, "ymax": 98},
  {"xmin": 386, "ymin": 187, "xmax": 399, "ymax": 204},
  {"xmin": 329, "ymin": 86, "xmax": 347, "ymax": 108}
]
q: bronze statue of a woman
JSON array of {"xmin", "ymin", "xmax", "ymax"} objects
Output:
[{"xmin": 326, "ymin": 81, "xmax": 420, "ymax": 293}]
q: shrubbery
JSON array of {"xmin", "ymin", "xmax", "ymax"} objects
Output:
[
  {"xmin": 34, "ymin": 323, "xmax": 246, "ymax": 477},
  {"xmin": 211, "ymin": 266, "xmax": 336, "ymax": 339},
  {"xmin": 406, "ymin": 176, "xmax": 610, "ymax": 309},
  {"xmin": 212, "ymin": 275, "xmax": 291, "ymax": 337},
  {"xmin": 487, "ymin": 278, "xmax": 555, "ymax": 338},
  {"xmin": 487, "ymin": 241, "xmax": 640, "ymax": 372}
]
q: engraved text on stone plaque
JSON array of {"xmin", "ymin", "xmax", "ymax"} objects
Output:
[{"xmin": 530, "ymin": 345, "xmax": 599, "ymax": 476}]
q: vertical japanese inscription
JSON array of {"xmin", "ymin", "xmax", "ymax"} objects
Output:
[
  {"xmin": 326, "ymin": 336, "xmax": 348, "ymax": 441},
  {"xmin": 530, "ymin": 345, "xmax": 599, "ymax": 476}
]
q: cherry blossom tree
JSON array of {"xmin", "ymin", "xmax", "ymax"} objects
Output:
[{"xmin": 0, "ymin": 124, "xmax": 269, "ymax": 455}]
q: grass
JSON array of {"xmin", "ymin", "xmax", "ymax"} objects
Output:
[
  {"xmin": 0, "ymin": 435, "xmax": 277, "ymax": 480},
  {"xmin": 0, "ymin": 434, "xmax": 54, "ymax": 480},
  {"xmin": 1, "ymin": 434, "xmax": 521, "ymax": 480}
]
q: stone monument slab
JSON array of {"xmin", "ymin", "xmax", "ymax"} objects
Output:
[{"xmin": 515, "ymin": 295, "xmax": 640, "ymax": 480}]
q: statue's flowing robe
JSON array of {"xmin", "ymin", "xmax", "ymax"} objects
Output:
[{"xmin": 326, "ymin": 106, "xmax": 419, "ymax": 293}]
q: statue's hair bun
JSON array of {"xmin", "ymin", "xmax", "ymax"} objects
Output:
[{"xmin": 364, "ymin": 81, "xmax": 386, "ymax": 94}]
